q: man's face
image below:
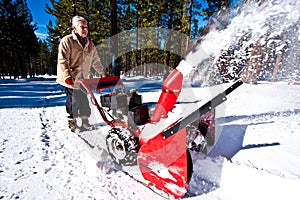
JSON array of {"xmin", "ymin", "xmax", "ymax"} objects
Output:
[{"xmin": 74, "ymin": 20, "xmax": 88, "ymax": 38}]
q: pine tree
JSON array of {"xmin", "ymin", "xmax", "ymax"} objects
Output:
[
  {"xmin": 202, "ymin": 0, "xmax": 231, "ymax": 20},
  {"xmin": 44, "ymin": 0, "xmax": 231, "ymax": 77},
  {"xmin": 0, "ymin": 0, "xmax": 38, "ymax": 78}
]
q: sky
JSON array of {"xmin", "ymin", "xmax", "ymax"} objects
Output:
[{"xmin": 27, "ymin": 0, "xmax": 55, "ymax": 40}]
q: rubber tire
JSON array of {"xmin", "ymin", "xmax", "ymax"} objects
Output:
[
  {"xmin": 186, "ymin": 149, "xmax": 193, "ymax": 183},
  {"xmin": 106, "ymin": 127, "xmax": 140, "ymax": 166},
  {"xmin": 186, "ymin": 122, "xmax": 214, "ymax": 154},
  {"xmin": 192, "ymin": 122, "xmax": 214, "ymax": 146}
]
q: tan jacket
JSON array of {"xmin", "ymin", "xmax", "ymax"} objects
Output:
[{"xmin": 56, "ymin": 31, "xmax": 104, "ymax": 88}]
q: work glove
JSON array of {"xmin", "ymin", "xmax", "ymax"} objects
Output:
[{"xmin": 65, "ymin": 77, "xmax": 74, "ymax": 86}]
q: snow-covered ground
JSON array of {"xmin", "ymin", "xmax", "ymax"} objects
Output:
[
  {"xmin": 1, "ymin": 76, "xmax": 300, "ymax": 200},
  {"xmin": 1, "ymin": 0, "xmax": 300, "ymax": 199}
]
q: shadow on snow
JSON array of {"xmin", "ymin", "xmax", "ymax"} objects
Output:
[
  {"xmin": 185, "ymin": 110, "xmax": 300, "ymax": 198},
  {"xmin": 0, "ymin": 77, "xmax": 66, "ymax": 108}
]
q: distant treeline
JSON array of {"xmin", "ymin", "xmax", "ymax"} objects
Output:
[{"xmin": 0, "ymin": 0, "xmax": 234, "ymax": 79}]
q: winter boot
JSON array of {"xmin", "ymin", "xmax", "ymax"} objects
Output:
[
  {"xmin": 81, "ymin": 117, "xmax": 93, "ymax": 131},
  {"xmin": 68, "ymin": 118, "xmax": 77, "ymax": 132}
]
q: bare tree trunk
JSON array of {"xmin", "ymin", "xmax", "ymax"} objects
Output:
[
  {"xmin": 174, "ymin": 34, "xmax": 182, "ymax": 68},
  {"xmin": 271, "ymin": 35, "xmax": 286, "ymax": 82},
  {"xmin": 164, "ymin": 4, "xmax": 174, "ymax": 75},
  {"xmin": 271, "ymin": 51, "xmax": 283, "ymax": 82},
  {"xmin": 110, "ymin": 0, "xmax": 118, "ymax": 76},
  {"xmin": 185, "ymin": 0, "xmax": 193, "ymax": 52},
  {"xmin": 242, "ymin": 41, "xmax": 262, "ymax": 84}
]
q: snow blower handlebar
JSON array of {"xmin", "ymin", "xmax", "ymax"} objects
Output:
[
  {"xmin": 75, "ymin": 76, "xmax": 126, "ymax": 127},
  {"xmin": 162, "ymin": 80, "xmax": 243, "ymax": 139}
]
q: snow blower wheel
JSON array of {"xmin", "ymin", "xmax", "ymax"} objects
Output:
[
  {"xmin": 186, "ymin": 123, "xmax": 213, "ymax": 154},
  {"xmin": 106, "ymin": 127, "xmax": 140, "ymax": 166}
]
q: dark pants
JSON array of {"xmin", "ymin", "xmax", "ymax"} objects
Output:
[{"xmin": 64, "ymin": 87, "xmax": 91, "ymax": 118}]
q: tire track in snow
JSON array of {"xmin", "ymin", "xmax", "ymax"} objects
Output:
[{"xmin": 38, "ymin": 107, "xmax": 160, "ymax": 199}]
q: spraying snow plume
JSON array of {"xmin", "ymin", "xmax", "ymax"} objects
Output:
[{"xmin": 190, "ymin": 0, "xmax": 300, "ymax": 85}]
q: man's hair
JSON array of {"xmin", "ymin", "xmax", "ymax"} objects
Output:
[{"xmin": 72, "ymin": 16, "xmax": 87, "ymax": 27}]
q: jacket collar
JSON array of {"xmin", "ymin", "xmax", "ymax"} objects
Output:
[{"xmin": 72, "ymin": 31, "xmax": 89, "ymax": 48}]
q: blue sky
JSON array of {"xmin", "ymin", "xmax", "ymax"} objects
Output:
[{"xmin": 27, "ymin": 0, "xmax": 55, "ymax": 40}]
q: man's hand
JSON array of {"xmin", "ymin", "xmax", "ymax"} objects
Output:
[{"xmin": 65, "ymin": 77, "xmax": 74, "ymax": 86}]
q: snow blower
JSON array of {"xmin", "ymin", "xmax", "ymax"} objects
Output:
[{"xmin": 75, "ymin": 69, "xmax": 242, "ymax": 198}]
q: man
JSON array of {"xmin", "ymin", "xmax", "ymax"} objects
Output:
[{"xmin": 57, "ymin": 16, "xmax": 105, "ymax": 132}]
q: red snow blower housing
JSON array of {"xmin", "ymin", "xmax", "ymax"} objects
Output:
[{"xmin": 75, "ymin": 74, "xmax": 243, "ymax": 199}]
